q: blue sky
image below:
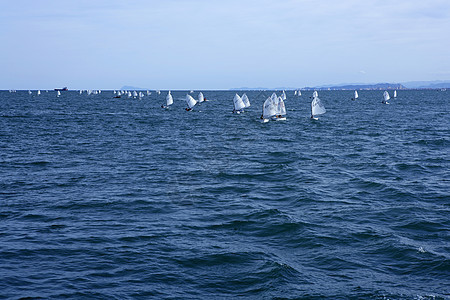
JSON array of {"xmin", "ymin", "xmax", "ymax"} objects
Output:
[{"xmin": 1, "ymin": 0, "xmax": 449, "ymax": 90}]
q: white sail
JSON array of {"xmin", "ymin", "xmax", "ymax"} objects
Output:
[
  {"xmin": 383, "ymin": 91, "xmax": 390, "ymax": 101},
  {"xmin": 79, "ymin": 90, "xmax": 83, "ymax": 94},
  {"xmin": 233, "ymin": 94, "xmax": 246, "ymax": 111},
  {"xmin": 57, "ymin": 91, "xmax": 61, "ymax": 97},
  {"xmin": 394, "ymin": 90, "xmax": 397, "ymax": 98},
  {"xmin": 166, "ymin": 91, "xmax": 173, "ymax": 106},
  {"xmin": 298, "ymin": 90, "xmax": 301, "ymax": 96},
  {"xmin": 186, "ymin": 94, "xmax": 197, "ymax": 109},
  {"xmin": 294, "ymin": 90, "xmax": 297, "ymax": 96},
  {"xmin": 37, "ymin": 90, "xmax": 41, "ymax": 95},
  {"xmin": 241, "ymin": 93, "xmax": 250, "ymax": 108},
  {"xmin": 28, "ymin": 90, "xmax": 32, "ymax": 95},
  {"xmin": 281, "ymin": 90, "xmax": 287, "ymax": 100},
  {"xmin": 311, "ymin": 96, "xmax": 326, "ymax": 116},
  {"xmin": 263, "ymin": 97, "xmax": 276, "ymax": 119},
  {"xmin": 198, "ymin": 92, "xmax": 205, "ymax": 103},
  {"xmin": 270, "ymin": 93, "xmax": 278, "ymax": 104},
  {"xmin": 354, "ymin": 90, "xmax": 359, "ymax": 99},
  {"xmin": 278, "ymin": 98, "xmax": 286, "ymax": 115},
  {"xmin": 133, "ymin": 91, "xmax": 138, "ymax": 97},
  {"xmin": 139, "ymin": 91, "xmax": 144, "ymax": 98},
  {"xmin": 127, "ymin": 91, "xmax": 132, "ymax": 98},
  {"xmin": 313, "ymin": 90, "xmax": 318, "ymax": 98}
]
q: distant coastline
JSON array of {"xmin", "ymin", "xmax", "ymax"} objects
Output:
[{"xmin": 230, "ymin": 80, "xmax": 450, "ymax": 91}]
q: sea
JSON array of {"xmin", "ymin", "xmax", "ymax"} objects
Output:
[{"xmin": 0, "ymin": 89, "xmax": 448, "ymax": 299}]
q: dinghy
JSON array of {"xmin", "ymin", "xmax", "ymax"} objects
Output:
[
  {"xmin": 37, "ymin": 90, "xmax": 41, "ymax": 96},
  {"xmin": 281, "ymin": 90, "xmax": 287, "ymax": 101},
  {"xmin": 162, "ymin": 91, "xmax": 173, "ymax": 109},
  {"xmin": 185, "ymin": 94, "xmax": 197, "ymax": 111},
  {"xmin": 56, "ymin": 91, "xmax": 61, "ymax": 97},
  {"xmin": 261, "ymin": 97, "xmax": 276, "ymax": 123},
  {"xmin": 232, "ymin": 93, "xmax": 246, "ymax": 114},
  {"xmin": 198, "ymin": 92, "xmax": 205, "ymax": 103},
  {"xmin": 272, "ymin": 96, "xmax": 287, "ymax": 121},
  {"xmin": 311, "ymin": 94, "xmax": 326, "ymax": 120},
  {"xmin": 382, "ymin": 91, "xmax": 390, "ymax": 104},
  {"xmin": 393, "ymin": 90, "xmax": 397, "ymax": 98},
  {"xmin": 353, "ymin": 90, "xmax": 358, "ymax": 100}
]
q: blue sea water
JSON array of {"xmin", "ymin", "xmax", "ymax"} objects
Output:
[{"xmin": 0, "ymin": 89, "xmax": 449, "ymax": 299}]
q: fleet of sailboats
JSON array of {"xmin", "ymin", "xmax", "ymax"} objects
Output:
[
  {"xmin": 19, "ymin": 88, "xmax": 405, "ymax": 121},
  {"xmin": 260, "ymin": 93, "xmax": 287, "ymax": 122}
]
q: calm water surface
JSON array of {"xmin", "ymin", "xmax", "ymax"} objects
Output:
[{"xmin": 0, "ymin": 90, "xmax": 449, "ymax": 299}]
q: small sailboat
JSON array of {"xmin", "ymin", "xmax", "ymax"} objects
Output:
[
  {"xmin": 394, "ymin": 90, "xmax": 397, "ymax": 98},
  {"xmin": 198, "ymin": 92, "xmax": 205, "ymax": 103},
  {"xmin": 28, "ymin": 90, "xmax": 32, "ymax": 95},
  {"xmin": 352, "ymin": 90, "xmax": 358, "ymax": 100},
  {"xmin": 56, "ymin": 91, "xmax": 61, "ymax": 97},
  {"xmin": 272, "ymin": 96, "xmax": 287, "ymax": 121},
  {"xmin": 232, "ymin": 93, "xmax": 246, "ymax": 114},
  {"xmin": 37, "ymin": 90, "xmax": 41, "ymax": 96},
  {"xmin": 133, "ymin": 91, "xmax": 138, "ymax": 98},
  {"xmin": 311, "ymin": 95, "xmax": 326, "ymax": 120},
  {"xmin": 162, "ymin": 91, "xmax": 173, "ymax": 108},
  {"xmin": 298, "ymin": 90, "xmax": 301, "ymax": 96},
  {"xmin": 382, "ymin": 91, "xmax": 390, "ymax": 104},
  {"xmin": 281, "ymin": 90, "xmax": 287, "ymax": 101},
  {"xmin": 185, "ymin": 94, "xmax": 197, "ymax": 111},
  {"xmin": 261, "ymin": 97, "xmax": 276, "ymax": 123}
]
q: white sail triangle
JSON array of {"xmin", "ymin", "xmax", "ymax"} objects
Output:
[
  {"xmin": 241, "ymin": 93, "xmax": 250, "ymax": 108},
  {"xmin": 186, "ymin": 94, "xmax": 197, "ymax": 109},
  {"xmin": 311, "ymin": 96, "xmax": 326, "ymax": 117},
  {"xmin": 233, "ymin": 94, "xmax": 246, "ymax": 111}
]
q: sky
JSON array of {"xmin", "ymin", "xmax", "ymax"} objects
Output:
[{"xmin": 1, "ymin": 0, "xmax": 449, "ymax": 90}]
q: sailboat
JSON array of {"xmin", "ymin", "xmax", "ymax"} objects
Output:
[
  {"xmin": 298, "ymin": 90, "xmax": 301, "ymax": 96},
  {"xmin": 394, "ymin": 90, "xmax": 397, "ymax": 98},
  {"xmin": 162, "ymin": 91, "xmax": 173, "ymax": 108},
  {"xmin": 185, "ymin": 94, "xmax": 197, "ymax": 111},
  {"xmin": 56, "ymin": 91, "xmax": 61, "ymax": 97},
  {"xmin": 28, "ymin": 90, "xmax": 32, "ymax": 95},
  {"xmin": 281, "ymin": 90, "xmax": 287, "ymax": 101},
  {"xmin": 198, "ymin": 92, "xmax": 205, "ymax": 103},
  {"xmin": 37, "ymin": 90, "xmax": 41, "ymax": 96},
  {"xmin": 382, "ymin": 91, "xmax": 390, "ymax": 104},
  {"xmin": 242, "ymin": 93, "xmax": 250, "ymax": 108},
  {"xmin": 273, "ymin": 96, "xmax": 287, "ymax": 121},
  {"xmin": 311, "ymin": 94, "xmax": 326, "ymax": 120},
  {"xmin": 352, "ymin": 90, "xmax": 358, "ymax": 100},
  {"xmin": 232, "ymin": 93, "xmax": 246, "ymax": 114},
  {"xmin": 261, "ymin": 97, "xmax": 276, "ymax": 123}
]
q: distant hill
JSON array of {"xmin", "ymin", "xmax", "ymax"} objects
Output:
[
  {"xmin": 401, "ymin": 80, "xmax": 450, "ymax": 89},
  {"xmin": 304, "ymin": 83, "xmax": 406, "ymax": 90}
]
